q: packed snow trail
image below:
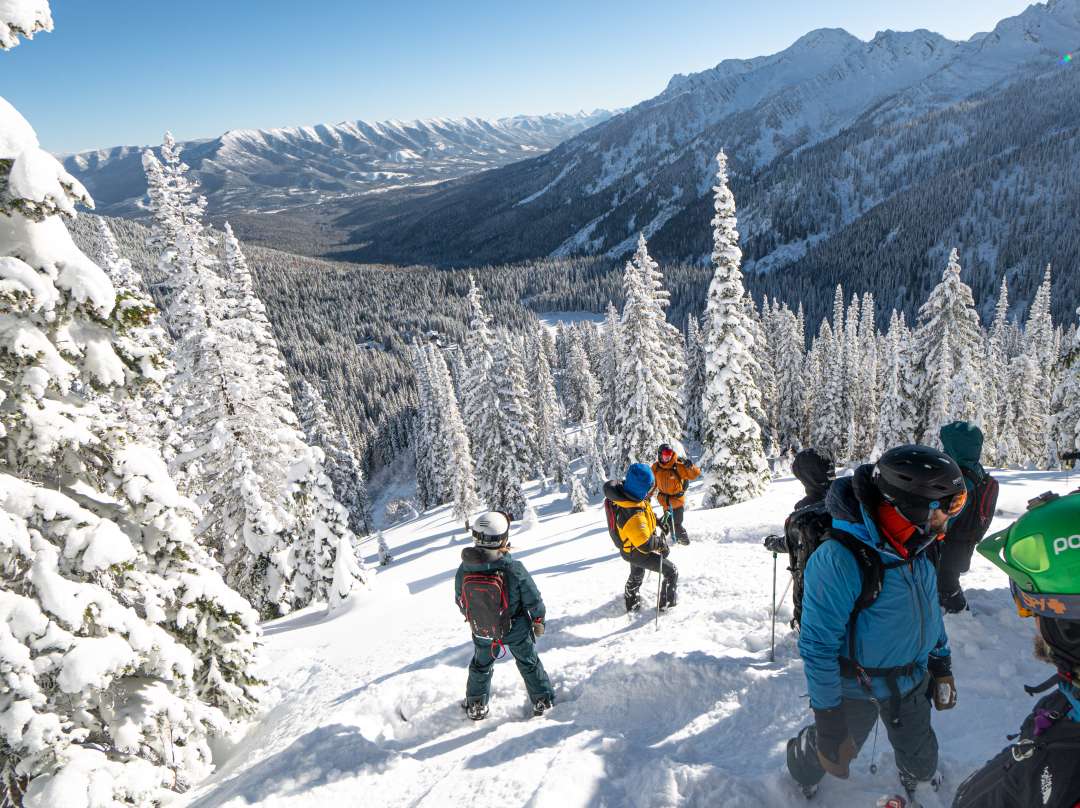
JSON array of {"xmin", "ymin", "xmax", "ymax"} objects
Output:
[{"xmin": 181, "ymin": 471, "xmax": 1076, "ymax": 808}]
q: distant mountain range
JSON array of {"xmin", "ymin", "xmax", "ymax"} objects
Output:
[
  {"xmin": 61, "ymin": 110, "xmax": 614, "ymax": 218},
  {"xmin": 332, "ymin": 0, "xmax": 1080, "ymax": 324}
]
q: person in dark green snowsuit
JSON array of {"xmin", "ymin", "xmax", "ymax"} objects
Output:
[{"xmin": 455, "ymin": 511, "xmax": 554, "ymax": 720}]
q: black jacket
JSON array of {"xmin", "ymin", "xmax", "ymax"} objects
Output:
[{"xmin": 952, "ymin": 689, "xmax": 1080, "ymax": 808}]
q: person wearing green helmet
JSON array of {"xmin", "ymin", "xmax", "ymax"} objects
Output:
[{"xmin": 952, "ymin": 490, "xmax": 1080, "ymax": 808}]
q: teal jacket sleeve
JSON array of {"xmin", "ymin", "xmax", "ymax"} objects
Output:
[
  {"xmin": 797, "ymin": 541, "xmax": 862, "ymax": 710},
  {"xmin": 511, "ymin": 561, "xmax": 546, "ymax": 621},
  {"xmin": 454, "ymin": 565, "xmax": 465, "ymax": 614}
]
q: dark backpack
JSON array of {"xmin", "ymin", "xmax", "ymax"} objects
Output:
[
  {"xmin": 786, "ymin": 502, "xmax": 886, "ymax": 632},
  {"xmin": 946, "ymin": 467, "xmax": 999, "ymax": 545},
  {"xmin": 785, "ymin": 502, "xmax": 834, "ymax": 628},
  {"xmin": 460, "ymin": 572, "xmax": 512, "ymax": 644}
]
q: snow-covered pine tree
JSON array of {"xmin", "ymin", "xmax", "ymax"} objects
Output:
[
  {"xmin": 286, "ymin": 445, "xmax": 368, "ymax": 609},
  {"xmin": 854, "ymin": 292, "xmax": 879, "ymax": 459},
  {"xmin": 875, "ymin": 309, "xmax": 918, "ymax": 453},
  {"xmin": 426, "ymin": 345, "xmax": 480, "ymax": 521},
  {"xmin": 632, "ymin": 233, "xmax": 687, "ymax": 433},
  {"xmin": 745, "ymin": 294, "xmax": 777, "ymax": 451},
  {"xmin": 810, "ymin": 320, "xmax": 846, "ymax": 462},
  {"xmin": 584, "ymin": 422, "xmax": 610, "ymax": 494},
  {"xmin": 1050, "ymin": 305, "xmax": 1080, "ymax": 463},
  {"xmin": 1009, "ymin": 349, "xmax": 1047, "ymax": 467},
  {"xmin": 0, "ymin": 17, "xmax": 259, "ymax": 800},
  {"xmin": 327, "ymin": 535, "xmax": 369, "ymax": 613},
  {"xmin": 530, "ymin": 324, "xmax": 568, "ymax": 486},
  {"xmin": 595, "ymin": 302, "xmax": 622, "ymax": 433},
  {"xmin": 699, "ymin": 151, "xmax": 770, "ymax": 507},
  {"xmin": 377, "ymin": 530, "xmax": 393, "ymax": 566},
  {"xmin": 984, "ymin": 276, "xmax": 1011, "ymax": 460},
  {"xmin": 142, "ymin": 138, "xmax": 304, "ymax": 618},
  {"xmin": 914, "ymin": 248, "xmax": 986, "ymax": 441},
  {"xmin": 563, "ymin": 326, "xmax": 600, "ymax": 423},
  {"xmin": 410, "ymin": 343, "xmax": 439, "ymax": 509},
  {"xmin": 294, "ymin": 378, "xmax": 373, "ymax": 536},
  {"xmin": 461, "ymin": 276, "xmax": 496, "ymax": 451},
  {"xmin": 923, "ymin": 332, "xmax": 955, "ymax": 449},
  {"xmin": 1025, "ymin": 264, "xmax": 1057, "ymax": 381},
  {"xmin": 614, "ymin": 237, "xmax": 682, "ymax": 466},
  {"xmin": 469, "ymin": 329, "xmax": 529, "ymax": 516},
  {"xmin": 684, "ymin": 315, "xmax": 707, "ymax": 444},
  {"xmin": 772, "ymin": 305, "xmax": 805, "ymax": 452},
  {"xmin": 568, "ymin": 475, "xmax": 589, "ymax": 513}
]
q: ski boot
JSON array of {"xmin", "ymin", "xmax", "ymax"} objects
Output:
[
  {"xmin": 898, "ymin": 769, "xmax": 942, "ymax": 807},
  {"xmin": 462, "ymin": 700, "xmax": 489, "ymax": 721},
  {"xmin": 532, "ymin": 697, "xmax": 553, "ymax": 717},
  {"xmin": 659, "ymin": 586, "xmax": 678, "ymax": 611}
]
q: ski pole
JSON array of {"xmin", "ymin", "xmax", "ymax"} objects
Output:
[
  {"xmin": 770, "ymin": 551, "xmax": 778, "ymax": 662},
  {"xmin": 869, "ymin": 721, "xmax": 880, "ymax": 774},
  {"xmin": 655, "ymin": 564, "xmax": 662, "ymax": 631}
]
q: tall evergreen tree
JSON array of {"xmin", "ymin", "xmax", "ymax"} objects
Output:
[
  {"xmin": 563, "ymin": 326, "xmax": 601, "ymax": 423},
  {"xmin": 596, "ymin": 302, "xmax": 622, "ymax": 433},
  {"xmin": 0, "ymin": 20, "xmax": 260, "ymax": 801},
  {"xmin": 810, "ymin": 320, "xmax": 846, "ymax": 462},
  {"xmin": 914, "ymin": 248, "xmax": 986, "ymax": 440},
  {"xmin": 772, "ymin": 306, "xmax": 806, "ymax": 452},
  {"xmin": 875, "ymin": 310, "xmax": 918, "ymax": 452},
  {"xmin": 984, "ymin": 276, "xmax": 1011, "ymax": 460},
  {"xmin": 427, "ymin": 345, "xmax": 481, "ymax": 521},
  {"xmin": 699, "ymin": 151, "xmax": 769, "ymax": 507},
  {"xmin": 530, "ymin": 325, "xmax": 568, "ymax": 485},
  {"xmin": 1051, "ymin": 305, "xmax": 1080, "ymax": 463},
  {"xmin": 295, "ymin": 378, "xmax": 373, "ymax": 536},
  {"xmin": 684, "ymin": 315, "xmax": 707, "ymax": 444}
]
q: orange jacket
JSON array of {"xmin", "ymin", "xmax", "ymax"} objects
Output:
[{"xmin": 651, "ymin": 456, "xmax": 700, "ymax": 509}]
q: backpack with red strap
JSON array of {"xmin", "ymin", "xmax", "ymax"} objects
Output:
[
  {"xmin": 947, "ymin": 467, "xmax": 999, "ymax": 545},
  {"xmin": 460, "ymin": 571, "xmax": 512, "ymax": 653}
]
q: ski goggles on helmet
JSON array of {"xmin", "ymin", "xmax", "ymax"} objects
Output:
[
  {"xmin": 1009, "ymin": 580, "xmax": 1080, "ymax": 620},
  {"xmin": 931, "ymin": 488, "xmax": 968, "ymax": 518}
]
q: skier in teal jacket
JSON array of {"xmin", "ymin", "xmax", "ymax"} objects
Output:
[{"xmin": 455, "ymin": 511, "xmax": 553, "ymax": 721}]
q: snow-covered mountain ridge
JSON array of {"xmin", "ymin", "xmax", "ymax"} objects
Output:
[
  {"xmin": 335, "ymin": 0, "xmax": 1080, "ymax": 324},
  {"xmin": 61, "ymin": 110, "xmax": 614, "ymax": 217}
]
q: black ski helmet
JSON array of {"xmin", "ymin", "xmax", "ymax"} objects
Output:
[
  {"xmin": 1040, "ymin": 617, "xmax": 1080, "ymax": 678},
  {"xmin": 872, "ymin": 444, "xmax": 965, "ymax": 526}
]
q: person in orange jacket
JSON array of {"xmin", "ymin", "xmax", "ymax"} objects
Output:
[{"xmin": 651, "ymin": 443, "xmax": 701, "ymax": 545}]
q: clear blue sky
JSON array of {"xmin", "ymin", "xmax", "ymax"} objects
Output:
[{"xmin": 5, "ymin": 0, "xmax": 1037, "ymax": 154}]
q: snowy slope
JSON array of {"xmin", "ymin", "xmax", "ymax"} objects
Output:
[
  {"xmin": 180, "ymin": 468, "xmax": 1078, "ymax": 808},
  {"xmin": 61, "ymin": 111, "xmax": 614, "ymax": 217}
]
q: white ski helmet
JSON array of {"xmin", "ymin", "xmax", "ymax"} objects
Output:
[{"xmin": 471, "ymin": 511, "xmax": 511, "ymax": 547}]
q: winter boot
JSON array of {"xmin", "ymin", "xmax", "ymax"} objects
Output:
[
  {"xmin": 659, "ymin": 581, "xmax": 678, "ymax": 611},
  {"xmin": 898, "ymin": 768, "xmax": 942, "ymax": 805},
  {"xmin": 624, "ymin": 592, "xmax": 643, "ymax": 612},
  {"xmin": 532, "ymin": 697, "xmax": 553, "ymax": 717},
  {"xmin": 675, "ymin": 529, "xmax": 690, "ymax": 546},
  {"xmin": 465, "ymin": 700, "xmax": 489, "ymax": 721}
]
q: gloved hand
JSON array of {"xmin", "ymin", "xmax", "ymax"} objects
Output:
[
  {"xmin": 813, "ymin": 707, "xmax": 857, "ymax": 779},
  {"xmin": 928, "ymin": 655, "xmax": 957, "ymax": 710},
  {"xmin": 532, "ymin": 618, "xmax": 545, "ymax": 640}
]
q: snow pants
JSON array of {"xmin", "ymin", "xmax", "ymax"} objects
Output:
[
  {"xmin": 623, "ymin": 547, "xmax": 677, "ymax": 602},
  {"xmin": 787, "ymin": 675, "xmax": 938, "ymax": 788},
  {"xmin": 465, "ymin": 621, "xmax": 553, "ymax": 706},
  {"xmin": 672, "ymin": 507, "xmax": 688, "ymax": 541}
]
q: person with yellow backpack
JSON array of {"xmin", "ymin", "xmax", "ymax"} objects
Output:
[{"xmin": 603, "ymin": 463, "xmax": 678, "ymax": 613}]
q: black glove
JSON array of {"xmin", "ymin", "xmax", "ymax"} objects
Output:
[
  {"xmin": 813, "ymin": 707, "xmax": 856, "ymax": 778},
  {"xmin": 763, "ymin": 534, "xmax": 787, "ymax": 553}
]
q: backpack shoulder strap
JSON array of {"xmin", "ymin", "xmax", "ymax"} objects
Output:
[{"xmin": 825, "ymin": 531, "xmax": 890, "ymax": 665}]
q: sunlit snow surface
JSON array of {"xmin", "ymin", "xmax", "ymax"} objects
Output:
[{"xmin": 182, "ymin": 469, "xmax": 1078, "ymax": 808}]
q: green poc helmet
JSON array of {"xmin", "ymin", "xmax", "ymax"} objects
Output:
[
  {"xmin": 978, "ymin": 491, "xmax": 1080, "ymax": 612},
  {"xmin": 979, "ymin": 491, "xmax": 1080, "ymax": 680}
]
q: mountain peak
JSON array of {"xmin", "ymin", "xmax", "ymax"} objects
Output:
[{"xmin": 789, "ymin": 27, "xmax": 862, "ymax": 52}]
